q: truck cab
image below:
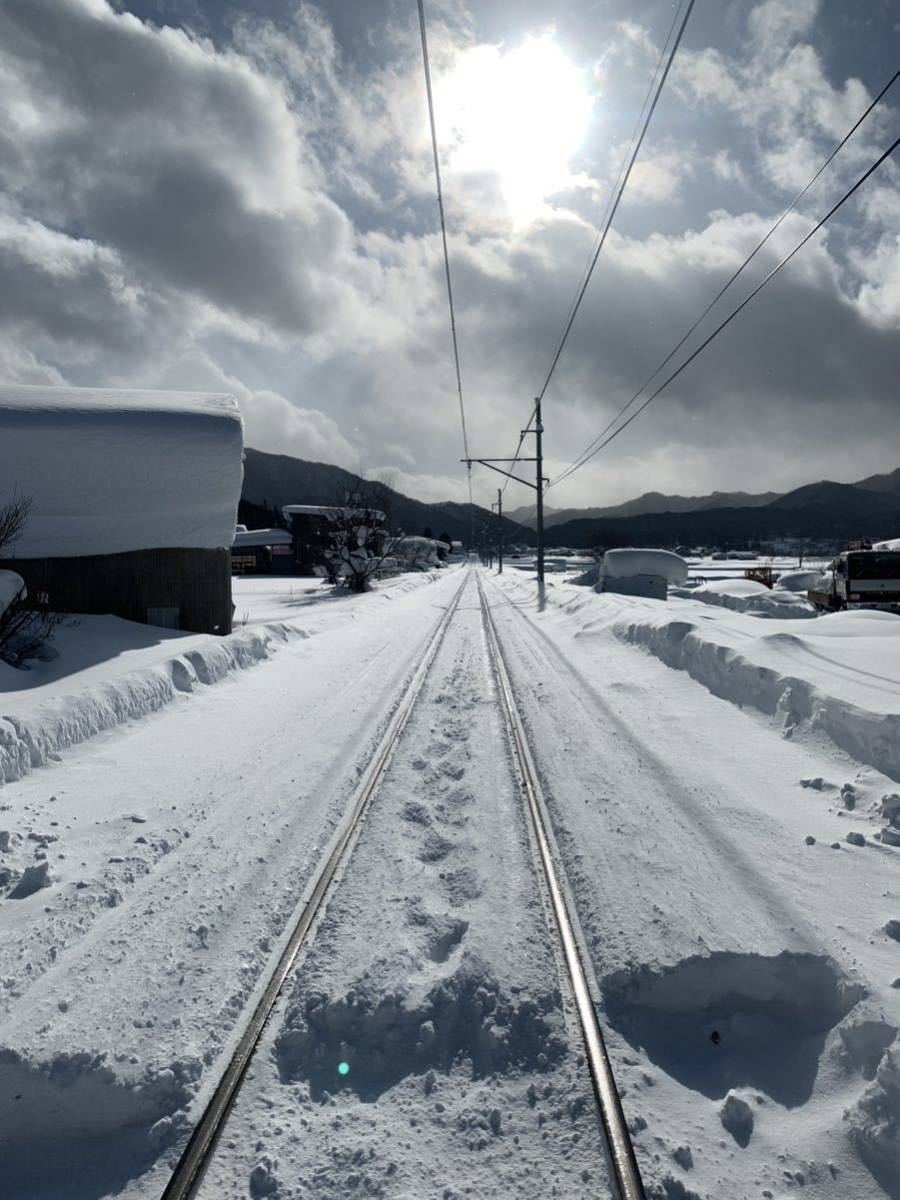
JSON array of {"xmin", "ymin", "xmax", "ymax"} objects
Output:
[{"xmin": 809, "ymin": 548, "xmax": 900, "ymax": 613}]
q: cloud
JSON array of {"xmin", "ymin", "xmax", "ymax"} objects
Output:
[
  {"xmin": 152, "ymin": 350, "xmax": 359, "ymax": 467},
  {"xmin": 0, "ymin": 0, "xmax": 358, "ymax": 340},
  {"xmin": 0, "ymin": 0, "xmax": 897, "ymax": 518}
]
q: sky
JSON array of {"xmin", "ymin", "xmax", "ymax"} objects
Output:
[{"xmin": 0, "ymin": 0, "xmax": 898, "ymax": 510}]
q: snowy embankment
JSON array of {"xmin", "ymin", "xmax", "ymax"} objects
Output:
[
  {"xmin": 0, "ymin": 618, "xmax": 306, "ymax": 785},
  {"xmin": 0, "ymin": 570, "xmax": 443, "ymax": 786},
  {"xmin": 613, "ymin": 601, "xmax": 900, "ymax": 781},
  {"xmin": 674, "ymin": 577, "xmax": 818, "ymax": 619}
]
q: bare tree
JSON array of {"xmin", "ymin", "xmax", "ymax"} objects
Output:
[
  {"xmin": 323, "ymin": 478, "xmax": 397, "ymax": 594},
  {"xmin": 0, "ymin": 493, "xmax": 63, "ymax": 667}
]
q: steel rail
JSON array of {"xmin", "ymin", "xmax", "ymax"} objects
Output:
[
  {"xmin": 161, "ymin": 570, "xmax": 470, "ymax": 1200},
  {"xmin": 476, "ymin": 571, "xmax": 645, "ymax": 1200}
]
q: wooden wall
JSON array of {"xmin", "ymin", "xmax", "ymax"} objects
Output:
[{"xmin": 0, "ymin": 548, "xmax": 233, "ymax": 635}]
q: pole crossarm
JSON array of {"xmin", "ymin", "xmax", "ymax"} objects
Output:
[{"xmin": 461, "ymin": 458, "xmax": 538, "ymax": 489}]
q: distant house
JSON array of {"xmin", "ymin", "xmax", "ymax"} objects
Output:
[
  {"xmin": 282, "ymin": 505, "xmax": 387, "ymax": 575},
  {"xmin": 0, "ymin": 385, "xmax": 244, "ymax": 634},
  {"xmin": 598, "ymin": 548, "xmax": 688, "ymax": 601},
  {"xmin": 231, "ymin": 527, "xmax": 295, "ymax": 574}
]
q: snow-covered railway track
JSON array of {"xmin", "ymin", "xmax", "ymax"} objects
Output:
[
  {"xmin": 476, "ymin": 572, "xmax": 646, "ymax": 1200},
  {"xmin": 161, "ymin": 572, "xmax": 470, "ymax": 1200}
]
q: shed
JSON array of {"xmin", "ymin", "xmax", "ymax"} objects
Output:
[
  {"xmin": 0, "ymin": 385, "xmax": 243, "ymax": 634},
  {"xmin": 598, "ymin": 548, "xmax": 687, "ymax": 601},
  {"xmin": 231, "ymin": 527, "xmax": 295, "ymax": 574}
]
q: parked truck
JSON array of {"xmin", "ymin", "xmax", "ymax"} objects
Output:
[{"xmin": 808, "ymin": 544, "xmax": 900, "ymax": 613}]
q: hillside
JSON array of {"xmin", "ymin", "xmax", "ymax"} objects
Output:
[
  {"xmin": 548, "ymin": 497, "xmax": 900, "ymax": 550},
  {"xmin": 241, "ymin": 448, "xmax": 531, "ymax": 546}
]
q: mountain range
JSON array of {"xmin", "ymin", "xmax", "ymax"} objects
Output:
[
  {"xmin": 240, "ymin": 448, "xmax": 525, "ymax": 545},
  {"xmin": 241, "ymin": 448, "xmax": 900, "ymax": 551}
]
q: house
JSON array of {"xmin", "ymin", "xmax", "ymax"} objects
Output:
[
  {"xmin": 0, "ymin": 385, "xmax": 244, "ymax": 634},
  {"xmin": 231, "ymin": 527, "xmax": 295, "ymax": 574},
  {"xmin": 282, "ymin": 505, "xmax": 387, "ymax": 575}
]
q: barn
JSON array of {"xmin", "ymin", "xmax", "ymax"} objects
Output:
[{"xmin": 0, "ymin": 385, "xmax": 244, "ymax": 635}]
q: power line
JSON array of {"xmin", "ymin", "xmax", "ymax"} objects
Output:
[
  {"xmin": 535, "ymin": 0, "xmax": 695, "ymax": 407},
  {"xmin": 416, "ymin": 0, "xmax": 475, "ymax": 518},
  {"xmin": 550, "ymin": 67, "xmax": 900, "ymax": 487},
  {"xmin": 501, "ymin": 0, "xmax": 693, "ymax": 506},
  {"xmin": 549, "ymin": 135, "xmax": 900, "ymax": 487}
]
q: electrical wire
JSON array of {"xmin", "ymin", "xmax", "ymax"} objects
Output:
[
  {"xmin": 550, "ymin": 67, "xmax": 900, "ymax": 487},
  {"xmin": 416, "ymin": 0, "xmax": 475, "ymax": 517},
  {"xmin": 535, "ymin": 0, "xmax": 695, "ymax": 408},
  {"xmin": 500, "ymin": 0, "xmax": 693, "ymax": 510},
  {"xmin": 549, "ymin": 135, "xmax": 900, "ymax": 487}
]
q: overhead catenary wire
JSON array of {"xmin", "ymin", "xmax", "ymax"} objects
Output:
[
  {"xmin": 416, "ymin": 0, "xmax": 475, "ymax": 518},
  {"xmin": 549, "ymin": 135, "xmax": 900, "ymax": 487},
  {"xmin": 535, "ymin": 0, "xmax": 695, "ymax": 409},
  {"xmin": 500, "ymin": 0, "xmax": 693, "ymax": 509},
  {"xmin": 550, "ymin": 66, "xmax": 900, "ymax": 488}
]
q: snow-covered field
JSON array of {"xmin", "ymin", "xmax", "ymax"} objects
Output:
[{"xmin": 1, "ymin": 564, "xmax": 899, "ymax": 1199}]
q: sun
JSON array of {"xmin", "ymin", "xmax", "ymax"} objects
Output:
[{"xmin": 435, "ymin": 31, "xmax": 594, "ymax": 227}]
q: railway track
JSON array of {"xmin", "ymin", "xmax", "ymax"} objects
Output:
[{"xmin": 161, "ymin": 566, "xmax": 644, "ymax": 1200}]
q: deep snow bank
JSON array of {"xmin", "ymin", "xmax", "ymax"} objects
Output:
[
  {"xmin": 613, "ymin": 604, "xmax": 900, "ymax": 780},
  {"xmin": 674, "ymin": 578, "xmax": 817, "ymax": 619},
  {"xmin": 0, "ymin": 621, "xmax": 306, "ymax": 784},
  {"xmin": 0, "ymin": 385, "xmax": 243, "ymax": 556}
]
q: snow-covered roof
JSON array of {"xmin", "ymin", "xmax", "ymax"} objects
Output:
[
  {"xmin": 601, "ymin": 548, "xmax": 688, "ymax": 585},
  {"xmin": 874, "ymin": 537, "xmax": 900, "ymax": 551},
  {"xmin": 282, "ymin": 504, "xmax": 387, "ymax": 523},
  {"xmin": 232, "ymin": 528, "xmax": 293, "ymax": 549},
  {"xmin": 0, "ymin": 569, "xmax": 24, "ymax": 617},
  {"xmin": 0, "ymin": 385, "xmax": 243, "ymax": 558}
]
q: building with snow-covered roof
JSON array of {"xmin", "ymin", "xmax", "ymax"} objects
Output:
[
  {"xmin": 282, "ymin": 504, "xmax": 388, "ymax": 575},
  {"xmin": 231, "ymin": 527, "xmax": 295, "ymax": 574},
  {"xmin": 598, "ymin": 548, "xmax": 687, "ymax": 601},
  {"xmin": 0, "ymin": 385, "xmax": 243, "ymax": 634}
]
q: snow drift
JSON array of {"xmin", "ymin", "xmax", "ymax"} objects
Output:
[
  {"xmin": 614, "ymin": 604, "xmax": 900, "ymax": 780},
  {"xmin": 0, "ymin": 385, "xmax": 243, "ymax": 557},
  {"xmin": 0, "ymin": 621, "xmax": 306, "ymax": 785},
  {"xmin": 673, "ymin": 578, "xmax": 818, "ymax": 619}
]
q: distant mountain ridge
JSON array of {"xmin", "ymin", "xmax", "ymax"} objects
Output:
[
  {"xmin": 240, "ymin": 448, "xmax": 523, "ymax": 545},
  {"xmin": 241, "ymin": 447, "xmax": 900, "ymax": 551},
  {"xmin": 508, "ymin": 471, "xmax": 900, "ymax": 530}
]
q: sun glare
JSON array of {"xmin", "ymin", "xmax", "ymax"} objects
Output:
[{"xmin": 436, "ymin": 32, "xmax": 593, "ymax": 228}]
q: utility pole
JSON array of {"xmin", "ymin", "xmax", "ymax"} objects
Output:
[
  {"xmin": 491, "ymin": 488, "xmax": 504, "ymax": 574},
  {"xmin": 461, "ymin": 401, "xmax": 547, "ymax": 609},
  {"xmin": 534, "ymin": 395, "xmax": 545, "ymax": 608}
]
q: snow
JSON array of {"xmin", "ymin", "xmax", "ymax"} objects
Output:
[
  {"xmin": 0, "ymin": 385, "xmax": 243, "ymax": 557},
  {"xmin": 2, "ymin": 563, "xmax": 900, "ymax": 1199},
  {"xmin": 282, "ymin": 504, "xmax": 386, "ymax": 522},
  {"xmin": 777, "ymin": 568, "xmax": 829, "ymax": 592},
  {"xmin": 601, "ymin": 547, "xmax": 688, "ymax": 583},
  {"xmin": 487, "ymin": 569, "xmax": 900, "ymax": 1199},
  {"xmin": 0, "ymin": 569, "xmax": 24, "ymax": 617},
  {"xmin": 874, "ymin": 537, "xmax": 900, "ymax": 551},
  {"xmin": 674, "ymin": 576, "xmax": 818, "ymax": 619},
  {"xmin": 231, "ymin": 527, "xmax": 293, "ymax": 548},
  {"xmin": 612, "ymin": 599, "xmax": 900, "ymax": 778}
]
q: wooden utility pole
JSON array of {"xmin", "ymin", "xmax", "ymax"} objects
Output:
[{"xmin": 491, "ymin": 488, "xmax": 504, "ymax": 574}]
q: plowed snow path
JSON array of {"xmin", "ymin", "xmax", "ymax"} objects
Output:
[
  {"xmin": 192, "ymin": 570, "xmax": 611, "ymax": 1200},
  {"xmin": 484, "ymin": 572, "xmax": 900, "ymax": 1200}
]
